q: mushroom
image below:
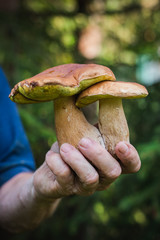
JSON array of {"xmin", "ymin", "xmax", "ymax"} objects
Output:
[
  {"xmin": 76, "ymin": 81, "xmax": 148, "ymax": 157},
  {"xmin": 9, "ymin": 63, "xmax": 116, "ymax": 148}
]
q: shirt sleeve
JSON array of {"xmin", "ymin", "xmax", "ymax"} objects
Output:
[{"xmin": 0, "ymin": 68, "xmax": 36, "ymax": 187}]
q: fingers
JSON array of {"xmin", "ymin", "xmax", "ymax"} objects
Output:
[
  {"xmin": 115, "ymin": 141, "xmax": 141, "ymax": 174},
  {"xmin": 43, "ymin": 139, "xmax": 140, "ymax": 199},
  {"xmin": 45, "ymin": 150, "xmax": 75, "ymax": 196},
  {"xmin": 78, "ymin": 138, "xmax": 122, "ymax": 189},
  {"xmin": 60, "ymin": 144, "xmax": 99, "ymax": 194}
]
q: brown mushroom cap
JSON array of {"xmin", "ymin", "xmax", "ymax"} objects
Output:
[
  {"xmin": 76, "ymin": 81, "xmax": 148, "ymax": 108},
  {"xmin": 9, "ymin": 63, "xmax": 116, "ymax": 103}
]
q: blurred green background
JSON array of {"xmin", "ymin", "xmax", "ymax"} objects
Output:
[{"xmin": 0, "ymin": 0, "xmax": 160, "ymax": 239}]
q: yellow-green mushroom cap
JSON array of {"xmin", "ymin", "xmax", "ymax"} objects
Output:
[
  {"xmin": 9, "ymin": 63, "xmax": 116, "ymax": 104},
  {"xmin": 76, "ymin": 81, "xmax": 148, "ymax": 108}
]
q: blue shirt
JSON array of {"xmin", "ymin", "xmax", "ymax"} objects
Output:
[{"xmin": 0, "ymin": 68, "xmax": 35, "ymax": 186}]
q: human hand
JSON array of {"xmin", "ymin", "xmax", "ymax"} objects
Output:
[{"xmin": 33, "ymin": 138, "xmax": 141, "ymax": 201}]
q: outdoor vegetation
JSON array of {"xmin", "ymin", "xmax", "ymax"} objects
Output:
[{"xmin": 0, "ymin": 0, "xmax": 160, "ymax": 239}]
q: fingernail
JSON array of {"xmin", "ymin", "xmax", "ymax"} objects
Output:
[
  {"xmin": 117, "ymin": 142, "xmax": 129, "ymax": 154},
  {"xmin": 79, "ymin": 138, "xmax": 92, "ymax": 148},
  {"xmin": 60, "ymin": 143, "xmax": 74, "ymax": 153}
]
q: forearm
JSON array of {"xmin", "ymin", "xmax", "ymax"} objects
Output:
[{"xmin": 0, "ymin": 172, "xmax": 60, "ymax": 232}]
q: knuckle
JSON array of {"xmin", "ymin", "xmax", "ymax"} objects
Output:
[
  {"xmin": 45, "ymin": 151, "xmax": 55, "ymax": 164},
  {"xmin": 58, "ymin": 166, "xmax": 71, "ymax": 178},
  {"xmin": 107, "ymin": 166, "xmax": 122, "ymax": 180},
  {"xmin": 94, "ymin": 147, "xmax": 105, "ymax": 158},
  {"xmin": 84, "ymin": 172, "xmax": 99, "ymax": 187},
  {"xmin": 122, "ymin": 153, "xmax": 141, "ymax": 173},
  {"xmin": 46, "ymin": 150, "xmax": 53, "ymax": 158}
]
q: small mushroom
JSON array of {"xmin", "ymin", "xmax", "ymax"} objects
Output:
[
  {"xmin": 76, "ymin": 81, "xmax": 148, "ymax": 157},
  {"xmin": 9, "ymin": 63, "xmax": 116, "ymax": 148}
]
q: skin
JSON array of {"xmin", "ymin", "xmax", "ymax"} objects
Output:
[{"xmin": 0, "ymin": 138, "xmax": 141, "ymax": 232}]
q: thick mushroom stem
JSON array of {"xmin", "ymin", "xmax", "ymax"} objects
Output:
[
  {"xmin": 54, "ymin": 96, "xmax": 105, "ymax": 148},
  {"xmin": 98, "ymin": 98, "xmax": 129, "ymax": 158}
]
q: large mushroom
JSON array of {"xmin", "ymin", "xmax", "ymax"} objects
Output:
[
  {"xmin": 9, "ymin": 63, "xmax": 116, "ymax": 148},
  {"xmin": 76, "ymin": 81, "xmax": 148, "ymax": 157}
]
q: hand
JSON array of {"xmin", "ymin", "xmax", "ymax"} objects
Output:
[{"xmin": 33, "ymin": 138, "xmax": 141, "ymax": 200}]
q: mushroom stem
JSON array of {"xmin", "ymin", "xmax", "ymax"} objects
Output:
[
  {"xmin": 54, "ymin": 96, "xmax": 105, "ymax": 148},
  {"xmin": 98, "ymin": 98, "xmax": 129, "ymax": 157}
]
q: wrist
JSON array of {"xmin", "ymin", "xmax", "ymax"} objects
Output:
[{"xmin": 0, "ymin": 172, "xmax": 60, "ymax": 232}]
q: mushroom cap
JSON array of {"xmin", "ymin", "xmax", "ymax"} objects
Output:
[
  {"xmin": 9, "ymin": 63, "xmax": 116, "ymax": 103},
  {"xmin": 76, "ymin": 81, "xmax": 148, "ymax": 108}
]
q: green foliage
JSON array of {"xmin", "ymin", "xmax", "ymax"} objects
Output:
[{"xmin": 0, "ymin": 0, "xmax": 160, "ymax": 239}]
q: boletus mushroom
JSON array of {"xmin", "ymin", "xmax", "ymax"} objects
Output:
[
  {"xmin": 9, "ymin": 63, "xmax": 116, "ymax": 148},
  {"xmin": 76, "ymin": 81, "xmax": 148, "ymax": 157}
]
